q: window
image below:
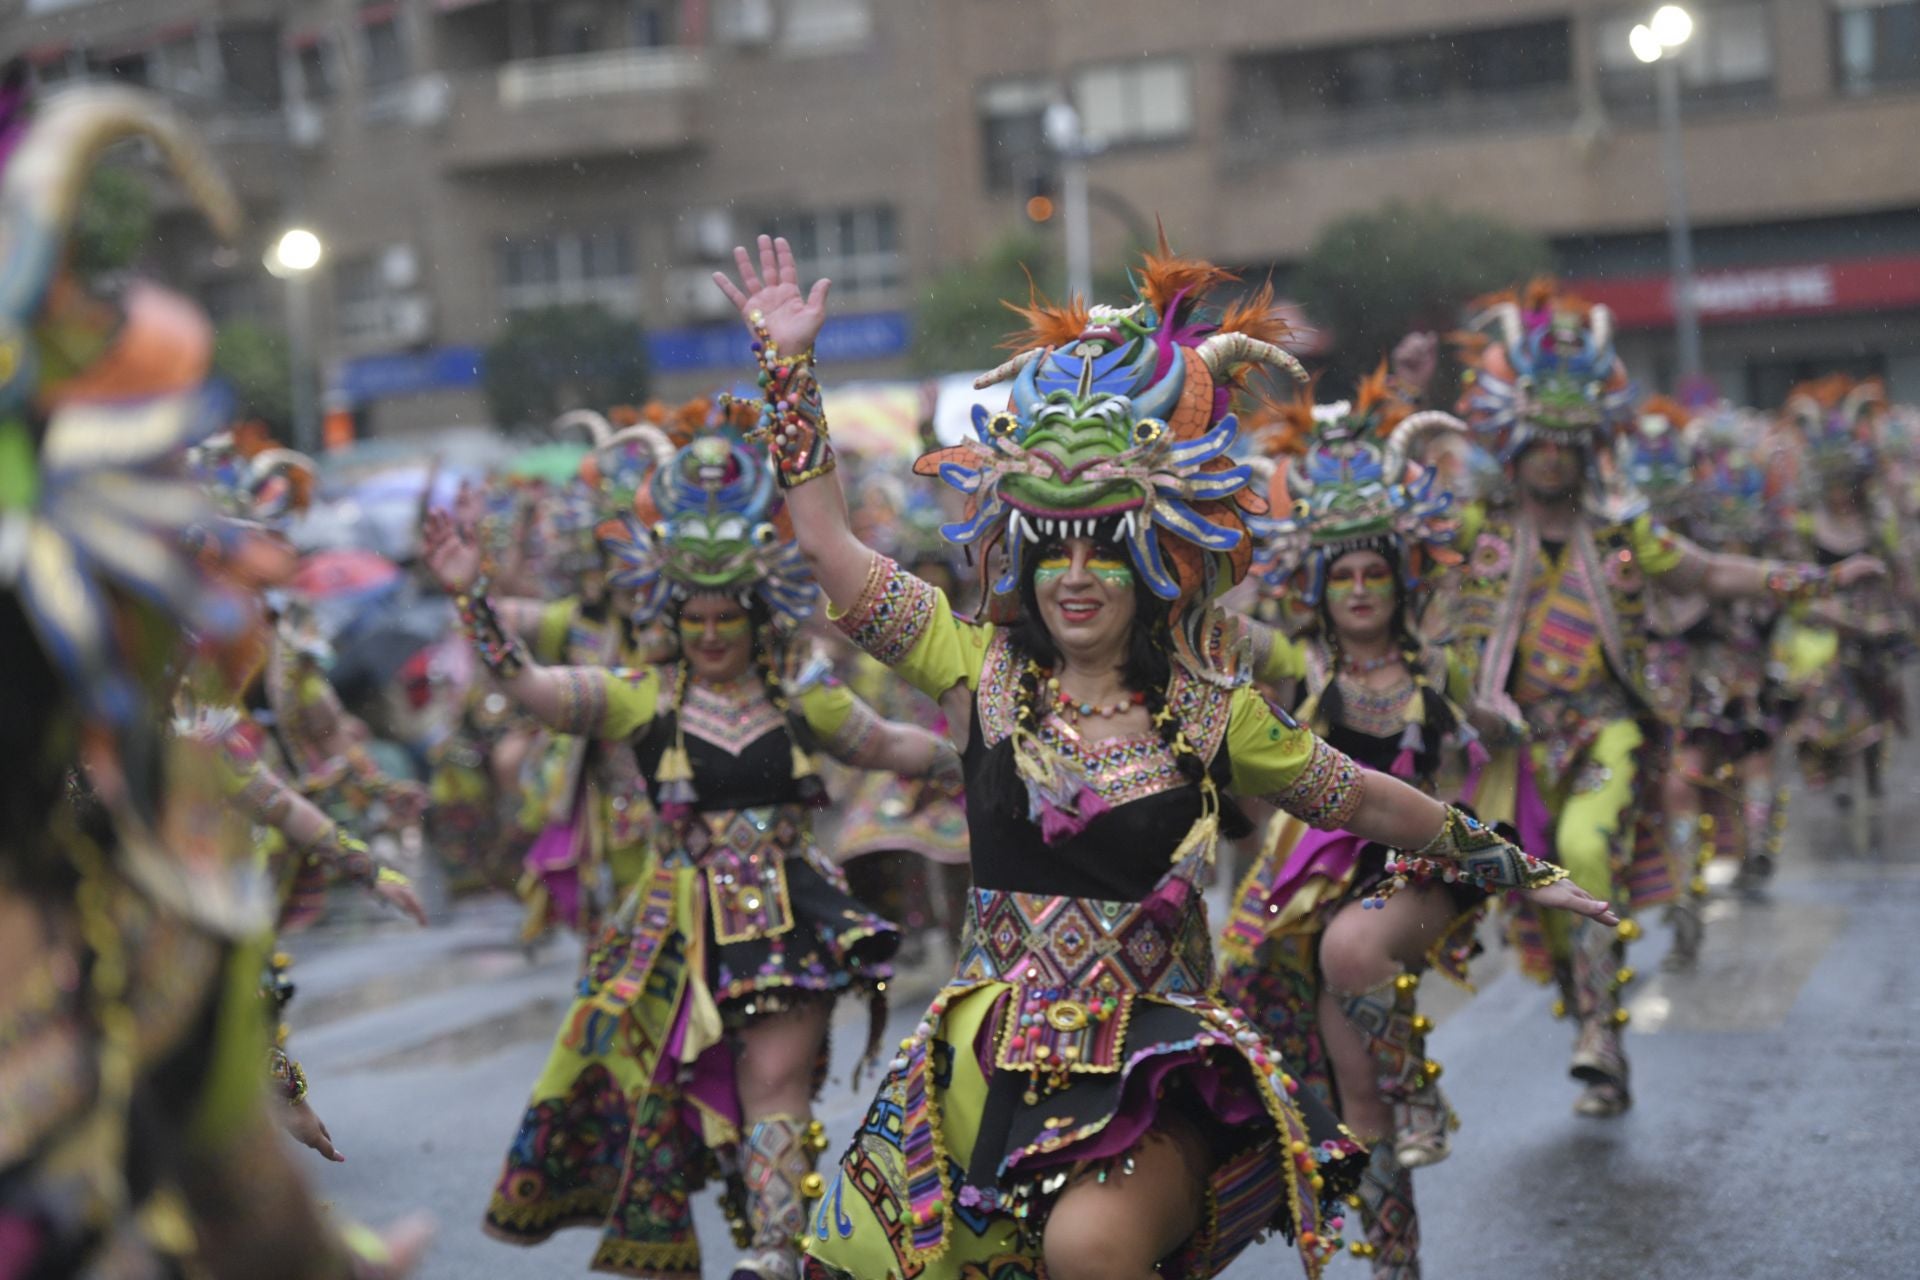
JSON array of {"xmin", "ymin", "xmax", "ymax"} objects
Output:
[
  {"xmin": 295, "ymin": 40, "xmax": 334, "ymax": 101},
  {"xmin": 1597, "ymin": 2, "xmax": 1775, "ymax": 109},
  {"xmin": 335, "ymin": 255, "xmax": 387, "ymax": 344},
  {"xmin": 758, "ymin": 205, "xmax": 900, "ymax": 300},
  {"xmin": 362, "ymin": 7, "xmax": 410, "ymax": 91},
  {"xmin": 782, "ymin": 0, "xmax": 872, "ymax": 54},
  {"xmin": 1229, "ymin": 20, "xmax": 1573, "ymax": 148},
  {"xmin": 498, "ymin": 227, "xmax": 639, "ymax": 314},
  {"xmin": 1834, "ymin": 0, "xmax": 1920, "ymax": 95},
  {"xmin": 151, "ymin": 32, "xmax": 211, "ymax": 97},
  {"xmin": 978, "ymin": 77, "xmax": 1055, "ymax": 193},
  {"xmin": 1072, "ymin": 59, "xmax": 1192, "ymax": 148},
  {"xmin": 630, "ymin": 0, "xmax": 676, "ymax": 48}
]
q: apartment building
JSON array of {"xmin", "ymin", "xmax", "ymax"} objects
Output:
[{"xmin": 7, "ymin": 0, "xmax": 1920, "ymax": 432}]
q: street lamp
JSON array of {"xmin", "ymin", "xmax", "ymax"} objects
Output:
[
  {"xmin": 266, "ymin": 227, "xmax": 324, "ymax": 453},
  {"xmin": 1631, "ymin": 5, "xmax": 1704, "ymax": 387},
  {"xmin": 1043, "ymin": 99, "xmax": 1094, "ymax": 301}
]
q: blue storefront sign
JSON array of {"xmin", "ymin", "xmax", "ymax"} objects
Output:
[
  {"xmin": 333, "ymin": 311, "xmax": 908, "ymax": 407},
  {"xmin": 648, "ymin": 310, "xmax": 910, "ymax": 373},
  {"xmin": 335, "ymin": 345, "xmax": 484, "ymax": 407}
]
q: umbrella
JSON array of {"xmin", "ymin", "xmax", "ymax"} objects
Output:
[
  {"xmin": 505, "ymin": 442, "xmax": 589, "ymax": 484},
  {"xmin": 822, "ymin": 382, "xmax": 925, "ymax": 459},
  {"xmin": 329, "ymin": 595, "xmax": 456, "ymax": 711},
  {"xmin": 290, "ymin": 548, "xmax": 402, "ymax": 600}
]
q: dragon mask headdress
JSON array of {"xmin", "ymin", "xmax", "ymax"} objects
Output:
[
  {"xmin": 1781, "ymin": 374, "xmax": 1885, "ymax": 487},
  {"xmin": 1687, "ymin": 403, "xmax": 1776, "ymax": 549},
  {"xmin": 584, "ymin": 406, "xmax": 818, "ymax": 632},
  {"xmin": 1456, "ymin": 279, "xmax": 1636, "ymax": 472},
  {"xmin": 916, "ymin": 240, "xmax": 1305, "ymax": 673},
  {"xmin": 1250, "ymin": 364, "xmax": 1466, "ymax": 608}
]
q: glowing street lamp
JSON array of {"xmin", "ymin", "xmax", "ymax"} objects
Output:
[
  {"xmin": 1628, "ymin": 6, "xmax": 1704, "ymax": 386},
  {"xmin": 266, "ymin": 227, "xmax": 325, "ymax": 451}
]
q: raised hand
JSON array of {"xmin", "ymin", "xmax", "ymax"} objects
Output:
[
  {"xmin": 283, "ymin": 1097, "xmax": 345, "ymax": 1162},
  {"xmin": 421, "ymin": 508, "xmax": 483, "ymax": 594},
  {"xmin": 711, "ymin": 234, "xmax": 832, "ymax": 356},
  {"xmin": 1832, "ymin": 554, "xmax": 1887, "ymax": 588}
]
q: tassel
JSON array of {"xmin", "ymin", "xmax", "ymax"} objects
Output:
[
  {"xmin": 1167, "ymin": 777, "xmax": 1222, "ymax": 868},
  {"xmin": 1391, "ymin": 722, "xmax": 1422, "ymax": 780},
  {"xmin": 1013, "ymin": 727, "xmax": 1105, "ymax": 845},
  {"xmin": 656, "ymin": 735, "xmax": 698, "ymax": 823}
]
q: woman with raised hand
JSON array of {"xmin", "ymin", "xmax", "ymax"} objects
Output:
[
  {"xmin": 427, "ymin": 421, "xmax": 957, "ymax": 1280},
  {"xmin": 713, "ymin": 235, "xmax": 1610, "ymax": 1280}
]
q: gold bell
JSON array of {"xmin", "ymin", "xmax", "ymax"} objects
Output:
[
  {"xmin": 1699, "ymin": 812, "xmax": 1717, "ymax": 833},
  {"xmin": 800, "ymin": 1172, "xmax": 827, "ymax": 1199},
  {"xmin": 1410, "ymin": 1014, "xmax": 1434, "ymax": 1035},
  {"xmin": 1690, "ymin": 876, "xmax": 1709, "ymax": 896},
  {"xmin": 1617, "ymin": 919, "xmax": 1643, "ymax": 942},
  {"xmin": 1422, "ymin": 1059, "xmax": 1443, "ymax": 1080},
  {"xmin": 1393, "ymin": 973, "xmax": 1420, "ymax": 993},
  {"xmin": 1615, "ymin": 967, "xmax": 1636, "ymax": 986},
  {"xmin": 1551, "ymin": 999, "xmax": 1568, "ymax": 1019},
  {"xmin": 1611, "ymin": 1008, "xmax": 1631, "ymax": 1026}
]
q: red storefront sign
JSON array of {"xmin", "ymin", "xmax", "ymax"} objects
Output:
[{"xmin": 1569, "ymin": 255, "xmax": 1920, "ymax": 329}]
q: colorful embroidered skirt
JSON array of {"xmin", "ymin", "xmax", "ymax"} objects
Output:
[
  {"xmin": 1218, "ymin": 814, "xmax": 1486, "ymax": 1110},
  {"xmin": 802, "ymin": 875, "xmax": 1366, "ymax": 1280},
  {"xmin": 483, "ymin": 827, "xmax": 896, "ymax": 1279}
]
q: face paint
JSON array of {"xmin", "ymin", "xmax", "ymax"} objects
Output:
[
  {"xmin": 1034, "ymin": 553, "xmax": 1134, "ymax": 587},
  {"xmin": 679, "ymin": 613, "xmax": 751, "ymax": 643},
  {"xmin": 1325, "ymin": 563, "xmax": 1395, "ymax": 602}
]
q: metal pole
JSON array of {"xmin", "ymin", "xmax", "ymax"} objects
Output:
[
  {"xmin": 1061, "ymin": 148, "xmax": 1092, "ymax": 301},
  {"xmin": 1656, "ymin": 53, "xmax": 1703, "ymax": 383},
  {"xmin": 285, "ymin": 271, "xmax": 319, "ymax": 454}
]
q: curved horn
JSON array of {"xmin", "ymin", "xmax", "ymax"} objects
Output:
[
  {"xmin": 1380, "ymin": 410, "xmax": 1467, "ymax": 481},
  {"xmin": 1196, "ymin": 332, "xmax": 1309, "ymax": 384},
  {"xmin": 1471, "ymin": 301, "xmax": 1526, "ymax": 355},
  {"xmin": 552, "ymin": 409, "xmax": 614, "ymax": 448},
  {"xmin": 1588, "ymin": 304, "xmax": 1614, "ymax": 361},
  {"xmin": 0, "ymin": 86, "xmax": 241, "ymax": 324},
  {"xmin": 600, "ymin": 423, "xmax": 676, "ymax": 474},
  {"xmin": 246, "ymin": 446, "xmax": 316, "ymax": 485},
  {"xmin": 1841, "ymin": 379, "xmax": 1886, "ymax": 428},
  {"xmin": 974, "ymin": 347, "xmax": 1046, "ymax": 390}
]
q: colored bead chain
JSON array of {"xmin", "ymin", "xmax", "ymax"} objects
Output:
[
  {"xmin": 1763, "ymin": 560, "xmax": 1832, "ymax": 603},
  {"xmin": 454, "ymin": 585, "xmax": 529, "ymax": 678},
  {"xmin": 744, "ymin": 310, "xmax": 835, "ymax": 488},
  {"xmin": 1046, "ymin": 674, "xmax": 1145, "ymax": 723},
  {"xmin": 1398, "ymin": 805, "xmax": 1568, "ymax": 893}
]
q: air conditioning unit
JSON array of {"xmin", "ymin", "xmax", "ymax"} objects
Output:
[
  {"xmin": 286, "ymin": 100, "xmax": 326, "ymax": 149},
  {"xmin": 672, "ymin": 208, "xmax": 734, "ymax": 261},
  {"xmin": 386, "ymin": 294, "xmax": 435, "ymax": 345},
  {"xmin": 714, "ymin": 0, "xmax": 776, "ymax": 47},
  {"xmin": 665, "ymin": 269, "xmax": 737, "ymax": 320}
]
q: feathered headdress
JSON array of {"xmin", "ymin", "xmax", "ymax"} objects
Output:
[
  {"xmin": 1250, "ymin": 364, "xmax": 1465, "ymax": 607},
  {"xmin": 1612, "ymin": 394, "xmax": 1697, "ymax": 521},
  {"xmin": 914, "ymin": 236, "xmax": 1305, "ymax": 675},
  {"xmin": 1455, "ymin": 278, "xmax": 1636, "ymax": 469},
  {"xmin": 1781, "ymin": 374, "xmax": 1885, "ymax": 485}
]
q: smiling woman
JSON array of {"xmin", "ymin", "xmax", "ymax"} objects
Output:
[{"xmin": 712, "ymin": 234, "xmax": 1612, "ymax": 1280}]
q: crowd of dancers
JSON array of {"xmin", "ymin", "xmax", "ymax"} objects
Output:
[{"xmin": 7, "ymin": 81, "xmax": 1919, "ymax": 1280}]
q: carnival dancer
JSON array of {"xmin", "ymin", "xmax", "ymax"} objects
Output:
[
  {"xmin": 713, "ymin": 235, "xmax": 1611, "ymax": 1280},
  {"xmin": 432, "ymin": 425, "xmax": 956, "ymax": 1280},
  {"xmin": 1217, "ymin": 370, "xmax": 1481, "ymax": 1278},
  {"xmin": 0, "ymin": 78, "xmax": 429, "ymax": 1277},
  {"xmin": 1444, "ymin": 282, "xmax": 1884, "ymax": 1118},
  {"xmin": 1770, "ymin": 377, "xmax": 1914, "ymax": 853}
]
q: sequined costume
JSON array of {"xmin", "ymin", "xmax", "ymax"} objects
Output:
[
  {"xmin": 1219, "ymin": 374, "xmax": 1480, "ymax": 1277},
  {"xmin": 0, "ymin": 82, "xmax": 406, "ymax": 1279},
  {"xmin": 478, "ymin": 426, "xmax": 913, "ymax": 1280}
]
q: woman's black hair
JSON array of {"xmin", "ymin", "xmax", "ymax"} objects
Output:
[{"xmin": 1005, "ymin": 536, "xmax": 1251, "ymax": 838}]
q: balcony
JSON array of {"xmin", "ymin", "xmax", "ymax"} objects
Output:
[{"xmin": 439, "ymin": 47, "xmax": 707, "ymax": 171}]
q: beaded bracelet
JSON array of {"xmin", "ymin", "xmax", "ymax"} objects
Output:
[
  {"xmin": 455, "ymin": 587, "xmax": 529, "ymax": 677},
  {"xmin": 270, "ymin": 1045, "xmax": 309, "ymax": 1104},
  {"xmin": 1763, "ymin": 561, "xmax": 1832, "ymax": 604},
  {"xmin": 745, "ymin": 310, "xmax": 835, "ymax": 487},
  {"xmin": 1408, "ymin": 805, "xmax": 1567, "ymax": 891}
]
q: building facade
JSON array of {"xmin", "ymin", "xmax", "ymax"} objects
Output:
[{"xmin": 7, "ymin": 0, "xmax": 1920, "ymax": 434}]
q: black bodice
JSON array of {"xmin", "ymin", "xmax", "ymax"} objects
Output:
[{"xmin": 634, "ymin": 716, "xmax": 808, "ymax": 812}]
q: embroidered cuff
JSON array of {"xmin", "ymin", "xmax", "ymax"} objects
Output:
[
  {"xmin": 833, "ymin": 554, "xmax": 937, "ymax": 666},
  {"xmin": 1409, "ymin": 806, "xmax": 1566, "ymax": 890},
  {"xmin": 823, "ymin": 695, "xmax": 884, "ymax": 762},
  {"xmin": 1267, "ymin": 737, "xmax": 1364, "ymax": 830},
  {"xmin": 551, "ymin": 666, "xmax": 609, "ymax": 736}
]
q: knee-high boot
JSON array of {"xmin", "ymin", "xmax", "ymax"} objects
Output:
[
  {"xmin": 1569, "ymin": 918, "xmax": 1633, "ymax": 1117},
  {"xmin": 1339, "ymin": 972, "xmax": 1457, "ymax": 1169},
  {"xmin": 731, "ymin": 1114, "xmax": 828, "ymax": 1280},
  {"xmin": 1346, "ymin": 1142, "xmax": 1420, "ymax": 1279}
]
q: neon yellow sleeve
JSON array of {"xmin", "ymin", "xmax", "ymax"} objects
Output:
[
  {"xmin": 1225, "ymin": 685, "xmax": 1366, "ymax": 830},
  {"xmin": 534, "ymin": 599, "xmax": 580, "ymax": 664},
  {"xmin": 801, "ymin": 680, "xmax": 886, "ymax": 762},
  {"xmin": 594, "ymin": 666, "xmax": 664, "ymax": 739},
  {"xmin": 1631, "ymin": 515, "xmax": 1688, "ymax": 577},
  {"xmin": 1247, "ymin": 620, "xmax": 1307, "ymax": 685},
  {"xmin": 829, "ymin": 553, "xmax": 995, "ymax": 701}
]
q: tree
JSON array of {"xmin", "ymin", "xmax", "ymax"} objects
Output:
[
  {"xmin": 71, "ymin": 165, "xmax": 154, "ymax": 276},
  {"xmin": 481, "ymin": 304, "xmax": 651, "ymax": 431},
  {"xmin": 1292, "ymin": 202, "xmax": 1552, "ymax": 401},
  {"xmin": 910, "ymin": 233, "xmax": 1135, "ymax": 376},
  {"xmin": 213, "ymin": 319, "xmax": 293, "ymax": 435}
]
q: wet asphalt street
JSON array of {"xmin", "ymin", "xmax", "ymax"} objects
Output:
[{"xmin": 287, "ymin": 735, "xmax": 1920, "ymax": 1280}]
